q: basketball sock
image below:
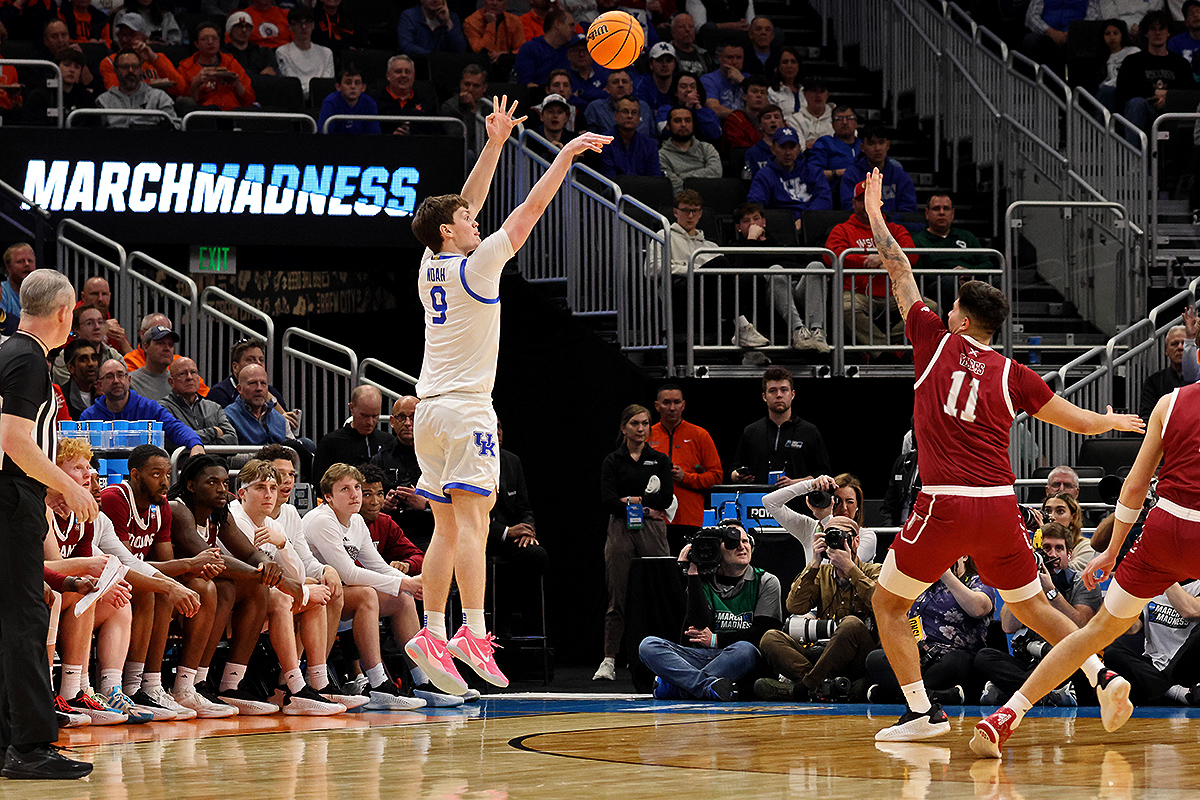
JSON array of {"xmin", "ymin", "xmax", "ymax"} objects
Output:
[
  {"xmin": 464, "ymin": 609, "xmax": 486, "ymax": 638},
  {"xmin": 410, "ymin": 665, "xmax": 430, "ymax": 687},
  {"xmin": 1167, "ymin": 684, "xmax": 1191, "ymax": 704},
  {"xmin": 282, "ymin": 668, "xmax": 306, "ymax": 694},
  {"xmin": 123, "ymin": 661, "xmax": 145, "ymax": 695},
  {"xmin": 220, "ymin": 663, "xmax": 247, "ymax": 692},
  {"xmin": 196, "ymin": 666, "xmax": 209, "ymax": 685},
  {"xmin": 365, "ymin": 663, "xmax": 388, "ymax": 688},
  {"xmin": 425, "ymin": 611, "xmax": 447, "ymax": 641},
  {"xmin": 1008, "ymin": 691, "xmax": 1033, "ymax": 728},
  {"xmin": 307, "ymin": 663, "xmax": 329, "ymax": 691},
  {"xmin": 174, "ymin": 666, "xmax": 197, "ymax": 694},
  {"xmin": 142, "ymin": 672, "xmax": 163, "ymax": 691},
  {"xmin": 99, "ymin": 668, "xmax": 123, "ymax": 695},
  {"xmin": 1083, "ymin": 655, "xmax": 1105, "ymax": 687},
  {"xmin": 901, "ymin": 680, "xmax": 932, "ymax": 714},
  {"xmin": 61, "ymin": 665, "xmax": 84, "ymax": 700}
]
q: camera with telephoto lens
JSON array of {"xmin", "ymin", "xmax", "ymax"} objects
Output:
[
  {"xmin": 822, "ymin": 526, "xmax": 854, "ymax": 558},
  {"xmin": 1010, "ymin": 629, "xmax": 1052, "ymax": 662},
  {"xmin": 686, "ymin": 525, "xmax": 743, "ymax": 575},
  {"xmin": 1033, "ymin": 547, "xmax": 1059, "ymax": 574},
  {"xmin": 806, "ymin": 489, "xmax": 834, "ymax": 509},
  {"xmin": 785, "ymin": 615, "xmax": 839, "ymax": 644}
]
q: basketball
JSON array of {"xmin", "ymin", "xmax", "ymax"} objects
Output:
[{"xmin": 586, "ymin": 11, "xmax": 644, "ymax": 70}]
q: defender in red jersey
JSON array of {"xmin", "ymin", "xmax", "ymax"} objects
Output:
[
  {"xmin": 971, "ymin": 382, "xmax": 1200, "ymax": 757},
  {"xmin": 855, "ymin": 170, "xmax": 1145, "ymax": 743}
]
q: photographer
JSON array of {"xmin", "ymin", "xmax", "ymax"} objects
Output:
[
  {"xmin": 755, "ymin": 525, "xmax": 881, "ymax": 700},
  {"xmin": 973, "ymin": 522, "xmax": 1101, "ymax": 705},
  {"xmin": 762, "ymin": 474, "xmax": 877, "ymax": 564},
  {"xmin": 638, "ymin": 523, "xmax": 782, "ymax": 701}
]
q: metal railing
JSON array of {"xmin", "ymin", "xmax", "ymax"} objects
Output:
[
  {"xmin": 124, "ymin": 251, "xmax": 199, "ymax": 349},
  {"xmin": 169, "ymin": 444, "xmax": 263, "ymax": 482},
  {"xmin": 0, "ymin": 177, "xmax": 54, "ymax": 265},
  {"xmin": 616, "ymin": 195, "xmax": 671, "ymax": 367},
  {"xmin": 2, "ymin": 59, "xmax": 64, "ymax": 127},
  {"xmin": 197, "ymin": 286, "xmax": 275, "ymax": 389},
  {"xmin": 356, "ymin": 358, "xmax": 418, "ymax": 411},
  {"xmin": 181, "ymin": 110, "xmax": 315, "ymax": 133},
  {"xmin": 281, "ymin": 328, "xmax": 359, "ymax": 442},
  {"xmin": 1149, "ymin": 111, "xmax": 1200, "ymax": 278},
  {"xmin": 67, "ymin": 108, "xmax": 177, "ymax": 128},
  {"xmin": 56, "ymin": 218, "xmax": 126, "ymax": 317}
]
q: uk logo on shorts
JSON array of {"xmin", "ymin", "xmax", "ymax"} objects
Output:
[{"xmin": 474, "ymin": 431, "xmax": 497, "ymax": 458}]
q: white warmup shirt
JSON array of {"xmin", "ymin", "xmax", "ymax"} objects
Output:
[{"xmin": 302, "ymin": 503, "xmax": 405, "ymax": 596}]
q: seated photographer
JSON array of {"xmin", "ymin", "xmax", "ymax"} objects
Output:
[
  {"xmin": 755, "ymin": 525, "xmax": 881, "ymax": 701},
  {"xmin": 973, "ymin": 522, "xmax": 1101, "ymax": 706},
  {"xmin": 1102, "ymin": 580, "xmax": 1200, "ymax": 706},
  {"xmin": 762, "ymin": 474, "xmax": 876, "ymax": 564},
  {"xmin": 865, "ymin": 556, "xmax": 997, "ymax": 706},
  {"xmin": 638, "ymin": 522, "xmax": 781, "ymax": 701}
]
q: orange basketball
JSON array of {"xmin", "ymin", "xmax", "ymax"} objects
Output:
[{"xmin": 586, "ymin": 11, "xmax": 644, "ymax": 70}]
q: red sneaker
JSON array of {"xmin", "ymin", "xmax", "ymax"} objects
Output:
[
  {"xmin": 447, "ymin": 625, "xmax": 509, "ymax": 688},
  {"xmin": 1096, "ymin": 669, "xmax": 1133, "ymax": 732},
  {"xmin": 405, "ymin": 628, "xmax": 468, "ymax": 695},
  {"xmin": 970, "ymin": 706, "xmax": 1017, "ymax": 759}
]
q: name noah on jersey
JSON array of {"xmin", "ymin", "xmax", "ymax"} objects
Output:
[{"xmin": 22, "ymin": 159, "xmax": 422, "ymax": 217}]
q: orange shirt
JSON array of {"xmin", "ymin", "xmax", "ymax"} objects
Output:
[
  {"xmin": 464, "ymin": 9, "xmax": 525, "ymax": 54},
  {"xmin": 177, "ymin": 52, "xmax": 255, "ymax": 110},
  {"xmin": 99, "ymin": 51, "xmax": 187, "ymax": 96},
  {"xmin": 648, "ymin": 419, "xmax": 723, "ymax": 528},
  {"xmin": 59, "ymin": 6, "xmax": 112, "ymax": 45},
  {"xmin": 0, "ymin": 62, "xmax": 20, "ymax": 111},
  {"xmin": 247, "ymin": 6, "xmax": 292, "ymax": 48}
]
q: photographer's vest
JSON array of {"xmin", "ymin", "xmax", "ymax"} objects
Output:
[{"xmin": 702, "ymin": 568, "xmax": 762, "ymax": 632}]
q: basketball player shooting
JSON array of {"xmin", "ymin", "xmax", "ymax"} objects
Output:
[
  {"xmin": 857, "ymin": 169, "xmax": 1145, "ymax": 742},
  {"xmin": 404, "ymin": 97, "xmax": 611, "ymax": 694}
]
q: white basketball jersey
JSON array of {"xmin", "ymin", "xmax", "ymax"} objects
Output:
[{"xmin": 415, "ymin": 229, "xmax": 514, "ymax": 398}]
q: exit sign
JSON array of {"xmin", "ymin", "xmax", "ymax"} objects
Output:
[{"xmin": 190, "ymin": 245, "xmax": 236, "ymax": 274}]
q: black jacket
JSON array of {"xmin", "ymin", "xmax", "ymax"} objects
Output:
[
  {"xmin": 600, "ymin": 443, "xmax": 674, "ymax": 519},
  {"xmin": 312, "ymin": 423, "xmax": 392, "ymax": 482},
  {"xmin": 369, "ymin": 436, "xmax": 421, "ymax": 489},
  {"xmin": 489, "ymin": 449, "xmax": 535, "ymax": 548},
  {"xmin": 731, "ymin": 415, "xmax": 830, "ymax": 483}
]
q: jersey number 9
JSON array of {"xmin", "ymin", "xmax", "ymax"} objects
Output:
[{"xmin": 430, "ymin": 287, "xmax": 448, "ymax": 324}]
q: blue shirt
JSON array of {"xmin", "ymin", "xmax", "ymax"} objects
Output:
[
  {"xmin": 224, "ymin": 396, "xmax": 292, "ymax": 446},
  {"xmin": 0, "ymin": 280, "xmax": 19, "ymax": 335},
  {"xmin": 318, "ymin": 91, "xmax": 381, "ymax": 134},
  {"xmin": 396, "ymin": 6, "xmax": 466, "ymax": 56},
  {"xmin": 1168, "ymin": 32, "xmax": 1200, "ymax": 63},
  {"xmin": 569, "ymin": 66, "xmax": 609, "ymax": 105},
  {"xmin": 634, "ymin": 77, "xmax": 672, "ymax": 110},
  {"xmin": 808, "ymin": 134, "xmax": 861, "ymax": 172},
  {"xmin": 514, "ymin": 36, "xmax": 570, "ymax": 87},
  {"xmin": 839, "ymin": 155, "xmax": 918, "ymax": 213},
  {"xmin": 744, "ymin": 139, "xmax": 772, "ymax": 177},
  {"xmin": 700, "ymin": 68, "xmax": 748, "ymax": 112},
  {"xmin": 586, "ymin": 97, "xmax": 653, "ymax": 138},
  {"xmin": 78, "ymin": 389, "xmax": 202, "ymax": 449},
  {"xmin": 746, "ymin": 156, "xmax": 832, "ymax": 220},
  {"xmin": 600, "ymin": 128, "xmax": 663, "ymax": 178}
]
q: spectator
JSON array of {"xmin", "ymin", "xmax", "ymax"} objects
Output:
[
  {"xmin": 1102, "ymin": 581, "xmax": 1200, "ymax": 705},
  {"xmin": 659, "ymin": 106, "xmax": 721, "ymax": 192},
  {"xmin": 1140, "ymin": 325, "xmax": 1189, "ymax": 419},
  {"xmin": 51, "ymin": 305, "xmax": 123, "ymax": 384},
  {"xmin": 730, "ymin": 367, "xmax": 831, "ymax": 484},
  {"xmin": 313, "ymin": 0, "xmax": 366, "ymax": 51},
  {"xmin": 40, "ymin": 19, "xmax": 83, "ymax": 68},
  {"xmin": 768, "ymin": 46, "xmax": 803, "ymax": 118},
  {"xmin": 311, "ymin": 385, "xmax": 389, "ymax": 482},
  {"xmin": 77, "ymin": 276, "xmax": 130, "ymax": 354},
  {"xmin": 701, "ymin": 43, "xmax": 748, "ymax": 120},
  {"xmin": 566, "ymin": 32, "xmax": 608, "ymax": 104},
  {"xmin": 533, "ymin": 92, "xmax": 577, "ymax": 150},
  {"xmin": 832, "ymin": 473, "xmax": 878, "ymax": 561},
  {"xmin": 358, "ymin": 464, "xmax": 424, "ymax": 575},
  {"xmin": 515, "ymin": 8, "xmax": 575, "ymax": 88},
  {"xmin": 79, "ymin": 358, "xmax": 204, "ymax": 455},
  {"xmin": 224, "ymin": 11, "xmax": 279, "ymax": 76},
  {"xmin": 647, "ymin": 188, "xmax": 720, "ymax": 279},
  {"xmin": 669, "ymin": 12, "xmax": 711, "ymax": 76},
  {"xmin": 373, "ymin": 54, "xmax": 440, "ymax": 134},
  {"xmin": 809, "ymin": 106, "xmax": 861, "ymax": 178},
  {"xmin": 1183, "ymin": 305, "xmax": 1200, "ymax": 383},
  {"xmin": 636, "ymin": 42, "xmax": 677, "ymax": 109},
  {"xmin": 1, "ymin": 241, "xmax": 36, "ymax": 329},
  {"xmin": 275, "ymin": 5, "xmax": 334, "ymax": 100},
  {"xmin": 546, "ymin": 69, "xmax": 584, "ymax": 124},
  {"xmin": 559, "ymin": 0, "xmax": 597, "ymax": 27},
  {"xmin": 224, "ymin": 363, "xmax": 311, "ymax": 456},
  {"xmin": 123, "ymin": 312, "xmax": 168, "ymax": 370},
  {"xmin": 96, "ymin": 49, "xmax": 178, "ymax": 127},
  {"xmin": 792, "ymin": 78, "xmax": 834, "ymax": 148},
  {"xmin": 60, "ymin": 338, "xmax": 99, "ymax": 420},
  {"xmin": 688, "ymin": 0, "xmax": 752, "ymax": 31},
  {"xmin": 594, "ymin": 404, "xmax": 673, "ymax": 681},
  {"xmin": 208, "ymin": 338, "xmax": 288, "ymax": 416},
  {"xmin": 1115, "ymin": 10, "xmax": 1190, "ymax": 141},
  {"xmin": 722, "ymin": 75, "xmax": 771, "ymax": 149},
  {"xmin": 464, "ymin": 0, "xmax": 525, "ymax": 60},
  {"xmin": 743, "ymin": 103, "xmax": 785, "ymax": 177},
  {"xmin": 368, "ymin": 395, "xmax": 432, "ymax": 548},
  {"xmin": 744, "ymin": 16, "xmax": 779, "ymax": 77},
  {"xmin": 0, "ymin": 22, "xmax": 20, "ymax": 119},
  {"xmin": 640, "ymin": 522, "xmax": 781, "ymax": 701},
  {"xmin": 839, "ymin": 127, "xmax": 918, "ymax": 214},
  {"xmin": 1041, "ymin": 491, "xmax": 1096, "ymax": 571},
  {"xmin": 487, "ymin": 421, "xmax": 549, "ymax": 631},
  {"xmin": 911, "ymin": 194, "xmax": 988, "ymax": 307},
  {"xmin": 1022, "ymin": 0, "xmax": 1098, "ymax": 72},
  {"xmin": 58, "ymin": 0, "xmax": 112, "ymax": 45},
  {"xmin": 159, "ymin": 357, "xmax": 238, "ymax": 449},
  {"xmin": 654, "ymin": 72, "xmax": 721, "ymax": 142},
  {"xmin": 755, "ymin": 525, "xmax": 882, "ymax": 701},
  {"xmin": 318, "ymin": 66, "xmax": 380, "ymax": 134},
  {"xmin": 2, "ymin": 0, "xmax": 54, "ymax": 42},
  {"xmin": 1094, "ymin": 0, "xmax": 1157, "ymax": 32},
  {"xmin": 397, "ymin": 0, "xmax": 466, "ymax": 56},
  {"xmin": 746, "ymin": 127, "xmax": 832, "ymax": 227},
  {"xmin": 114, "ymin": 0, "xmax": 180, "ymax": 47},
  {"xmin": 1169, "ymin": 0, "xmax": 1200, "ymax": 61},
  {"xmin": 1044, "ymin": 465, "xmax": 1081, "ymax": 500},
  {"xmin": 647, "ymin": 383, "xmax": 722, "ymax": 544},
  {"xmin": 865, "ymin": 555, "xmax": 997, "ymax": 706},
  {"xmin": 22, "ymin": 48, "xmax": 96, "ymax": 126},
  {"xmin": 438, "ymin": 64, "xmax": 486, "ymax": 154},
  {"xmin": 520, "ymin": 0, "xmax": 555, "ymax": 42},
  {"xmin": 178, "ymin": 21, "xmax": 255, "ymax": 110},
  {"xmin": 1096, "ymin": 19, "xmax": 1139, "ymax": 112},
  {"xmin": 245, "ymin": 0, "xmax": 292, "ymax": 49},
  {"xmin": 128, "ymin": 325, "xmax": 179, "ymax": 401},
  {"xmin": 763, "ymin": 474, "xmax": 875, "ymax": 564},
  {"xmin": 599, "ymin": 96, "xmax": 663, "ymax": 178},
  {"xmin": 98, "ymin": 14, "xmax": 185, "ymax": 97}
]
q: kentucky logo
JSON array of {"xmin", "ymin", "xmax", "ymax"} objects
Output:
[{"xmin": 474, "ymin": 431, "xmax": 497, "ymax": 458}]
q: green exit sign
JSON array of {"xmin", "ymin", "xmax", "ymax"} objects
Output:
[{"xmin": 190, "ymin": 245, "xmax": 236, "ymax": 274}]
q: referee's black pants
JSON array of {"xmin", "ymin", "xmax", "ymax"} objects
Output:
[{"xmin": 0, "ymin": 476, "xmax": 57, "ymax": 750}]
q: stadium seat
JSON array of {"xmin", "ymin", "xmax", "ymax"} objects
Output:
[
  {"xmin": 308, "ymin": 77, "xmax": 337, "ymax": 108},
  {"xmin": 428, "ymin": 52, "xmax": 490, "ymax": 100},
  {"xmin": 249, "ymin": 74, "xmax": 306, "ymax": 112},
  {"xmin": 799, "ymin": 209, "xmax": 851, "ymax": 246},
  {"xmin": 1077, "ymin": 438, "xmax": 1143, "ymax": 478},
  {"xmin": 161, "ymin": 44, "xmax": 194, "ymax": 67},
  {"xmin": 3, "ymin": 40, "xmax": 39, "ymax": 61},
  {"xmin": 682, "ymin": 177, "xmax": 748, "ymax": 217},
  {"xmin": 763, "ymin": 208, "xmax": 798, "ymax": 245},
  {"xmin": 1028, "ymin": 465, "xmax": 1104, "ymax": 504},
  {"xmin": 347, "ymin": 0, "xmax": 403, "ymax": 48},
  {"xmin": 615, "ymin": 176, "xmax": 675, "ymax": 216},
  {"xmin": 340, "ymin": 48, "xmax": 393, "ymax": 88}
]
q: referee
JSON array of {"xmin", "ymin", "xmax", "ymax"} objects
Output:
[{"xmin": 0, "ymin": 270, "xmax": 98, "ymax": 780}]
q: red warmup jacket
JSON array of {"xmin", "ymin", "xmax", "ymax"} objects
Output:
[
  {"xmin": 824, "ymin": 213, "xmax": 917, "ymax": 297},
  {"xmin": 648, "ymin": 419, "xmax": 723, "ymax": 528},
  {"xmin": 365, "ymin": 514, "xmax": 424, "ymax": 575},
  {"xmin": 721, "ymin": 110, "xmax": 761, "ymax": 149}
]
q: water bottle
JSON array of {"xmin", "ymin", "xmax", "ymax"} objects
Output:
[
  {"xmin": 1028, "ymin": 336, "xmax": 1041, "ymax": 365},
  {"xmin": 626, "ymin": 502, "xmax": 644, "ymax": 530}
]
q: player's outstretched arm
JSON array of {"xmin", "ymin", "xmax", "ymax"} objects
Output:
[
  {"xmin": 459, "ymin": 95, "xmax": 528, "ymax": 219},
  {"xmin": 864, "ymin": 168, "xmax": 921, "ymax": 321},
  {"xmin": 1032, "ymin": 395, "xmax": 1145, "ymax": 437},
  {"xmin": 501, "ymin": 131, "xmax": 612, "ymax": 251}
]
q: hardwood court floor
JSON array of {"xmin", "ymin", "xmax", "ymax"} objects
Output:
[{"xmin": 6, "ymin": 698, "xmax": 1199, "ymax": 799}]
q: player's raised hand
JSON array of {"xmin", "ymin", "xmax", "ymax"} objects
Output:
[
  {"xmin": 486, "ymin": 95, "xmax": 527, "ymax": 143},
  {"xmin": 863, "ymin": 168, "xmax": 884, "ymax": 214},
  {"xmin": 561, "ymin": 131, "xmax": 613, "ymax": 158},
  {"xmin": 1104, "ymin": 406, "xmax": 1146, "ymax": 434}
]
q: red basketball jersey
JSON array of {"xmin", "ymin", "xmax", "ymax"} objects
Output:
[
  {"xmin": 1156, "ymin": 384, "xmax": 1200, "ymax": 509},
  {"xmin": 100, "ymin": 482, "xmax": 173, "ymax": 559},
  {"xmin": 52, "ymin": 511, "xmax": 95, "ymax": 559},
  {"xmin": 908, "ymin": 302, "xmax": 1055, "ymax": 487}
]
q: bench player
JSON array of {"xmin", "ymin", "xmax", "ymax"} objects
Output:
[
  {"xmin": 857, "ymin": 169, "xmax": 1145, "ymax": 742},
  {"xmin": 403, "ymin": 97, "xmax": 610, "ymax": 693}
]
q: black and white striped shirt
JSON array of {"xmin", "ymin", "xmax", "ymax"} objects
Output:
[{"xmin": 0, "ymin": 332, "xmax": 57, "ymax": 480}]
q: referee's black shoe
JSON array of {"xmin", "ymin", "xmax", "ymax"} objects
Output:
[{"xmin": 2, "ymin": 744, "xmax": 93, "ymax": 780}]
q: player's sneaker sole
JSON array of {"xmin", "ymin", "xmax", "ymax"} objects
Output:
[
  {"xmin": 447, "ymin": 627, "xmax": 509, "ymax": 688},
  {"xmin": 363, "ymin": 691, "xmax": 427, "ymax": 711},
  {"xmin": 414, "ymin": 689, "xmax": 465, "ymax": 708},
  {"xmin": 67, "ymin": 695, "xmax": 126, "ymax": 726},
  {"xmin": 875, "ymin": 705, "xmax": 950, "ymax": 742},
  {"xmin": 1097, "ymin": 670, "xmax": 1134, "ymax": 732},
  {"xmin": 137, "ymin": 687, "xmax": 193, "ymax": 721},
  {"xmin": 218, "ymin": 689, "xmax": 279, "ymax": 716},
  {"xmin": 323, "ymin": 692, "xmax": 370, "ymax": 710},
  {"xmin": 406, "ymin": 631, "xmax": 468, "ymax": 695},
  {"xmin": 281, "ymin": 686, "xmax": 346, "ymax": 716},
  {"xmin": 172, "ymin": 687, "xmax": 238, "ymax": 719}
]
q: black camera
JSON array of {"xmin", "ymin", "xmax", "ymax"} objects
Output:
[
  {"xmin": 823, "ymin": 526, "xmax": 854, "ymax": 556},
  {"xmin": 806, "ymin": 489, "xmax": 834, "ymax": 509},
  {"xmin": 686, "ymin": 525, "xmax": 744, "ymax": 575},
  {"xmin": 1033, "ymin": 548, "xmax": 1059, "ymax": 573}
]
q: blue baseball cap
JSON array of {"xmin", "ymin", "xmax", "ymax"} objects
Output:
[{"xmin": 772, "ymin": 127, "xmax": 800, "ymax": 145}]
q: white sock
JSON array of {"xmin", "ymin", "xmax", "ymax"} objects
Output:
[
  {"xmin": 464, "ymin": 609, "xmax": 486, "ymax": 638},
  {"xmin": 99, "ymin": 668, "xmax": 122, "ymax": 695},
  {"xmin": 123, "ymin": 661, "xmax": 145, "ymax": 695},
  {"xmin": 174, "ymin": 666, "xmax": 197, "ymax": 694},
  {"xmin": 410, "ymin": 665, "xmax": 429, "ymax": 687},
  {"xmin": 142, "ymin": 672, "xmax": 163, "ymax": 691},
  {"xmin": 1167, "ymin": 684, "xmax": 1191, "ymax": 704},
  {"xmin": 220, "ymin": 663, "xmax": 247, "ymax": 692},
  {"xmin": 196, "ymin": 666, "xmax": 209, "ymax": 684},
  {"xmin": 424, "ymin": 611, "xmax": 447, "ymax": 641},
  {"xmin": 1008, "ymin": 690, "xmax": 1033, "ymax": 728},
  {"xmin": 365, "ymin": 662, "xmax": 388, "ymax": 688},
  {"xmin": 307, "ymin": 663, "xmax": 329, "ymax": 691},
  {"xmin": 1083, "ymin": 655, "xmax": 1106, "ymax": 687},
  {"xmin": 901, "ymin": 679, "xmax": 932, "ymax": 714},
  {"xmin": 61, "ymin": 665, "xmax": 84, "ymax": 699},
  {"xmin": 282, "ymin": 668, "xmax": 306, "ymax": 693}
]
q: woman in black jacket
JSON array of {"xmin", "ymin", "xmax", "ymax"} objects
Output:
[{"xmin": 594, "ymin": 404, "xmax": 674, "ymax": 681}]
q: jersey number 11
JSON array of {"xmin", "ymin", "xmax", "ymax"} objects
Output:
[{"xmin": 943, "ymin": 370, "xmax": 980, "ymax": 423}]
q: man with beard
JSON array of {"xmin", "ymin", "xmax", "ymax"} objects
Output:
[
  {"xmin": 59, "ymin": 339, "xmax": 97, "ymax": 420},
  {"xmin": 96, "ymin": 49, "xmax": 178, "ymax": 128},
  {"xmin": 658, "ymin": 105, "xmax": 722, "ymax": 193}
]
